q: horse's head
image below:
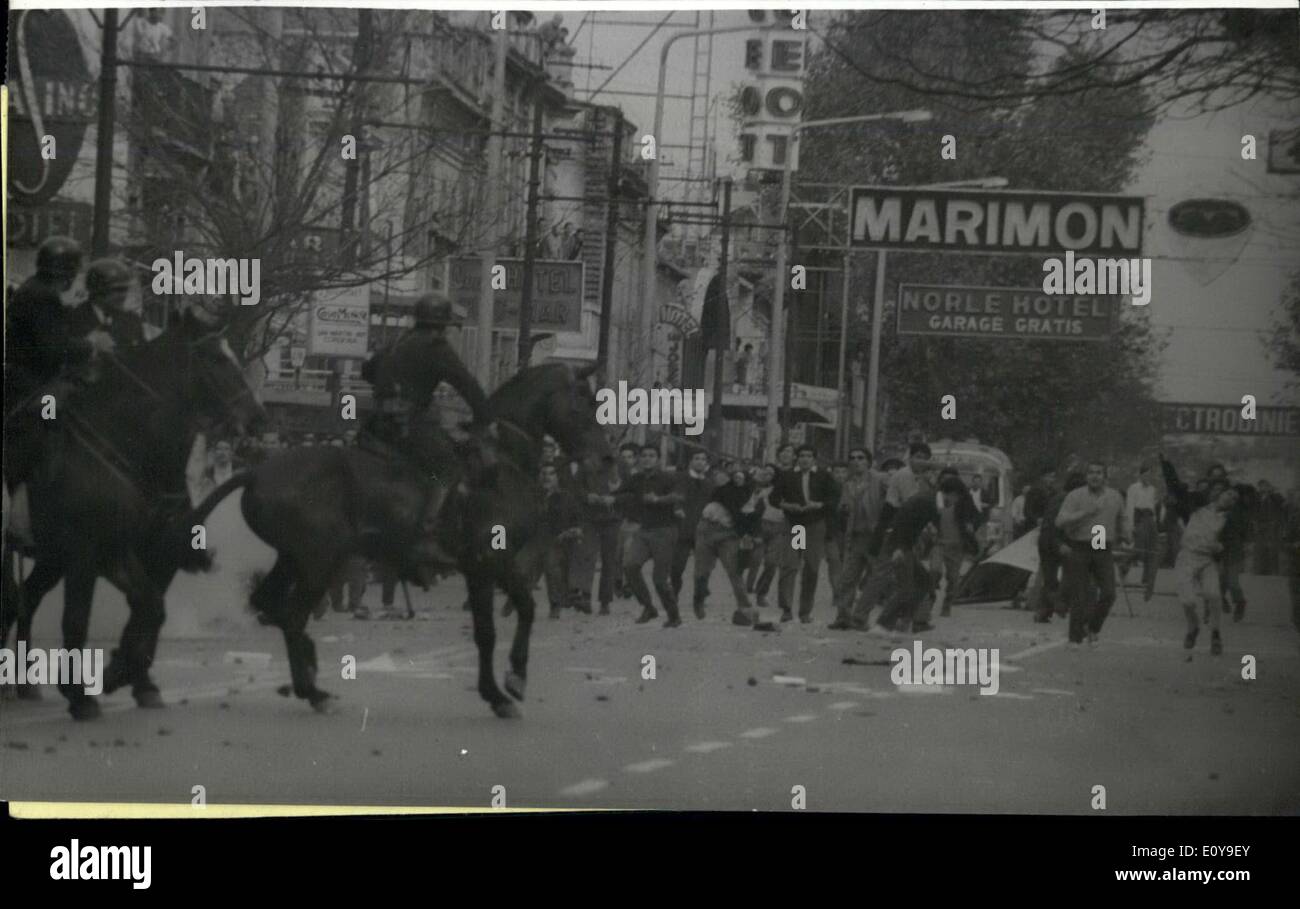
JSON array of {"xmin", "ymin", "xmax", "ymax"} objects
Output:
[
  {"xmin": 170, "ymin": 310, "xmax": 268, "ymax": 438},
  {"xmin": 491, "ymin": 362, "xmax": 611, "ymax": 473}
]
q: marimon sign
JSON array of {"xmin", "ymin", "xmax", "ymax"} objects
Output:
[
  {"xmin": 897, "ymin": 284, "xmax": 1114, "ymax": 341},
  {"xmin": 1161, "ymin": 403, "xmax": 1300, "ymax": 437},
  {"xmin": 851, "ymin": 187, "xmax": 1145, "ymax": 256}
]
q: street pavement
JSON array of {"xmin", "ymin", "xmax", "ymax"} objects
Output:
[{"xmin": 3, "ymin": 509, "xmax": 1299, "ymax": 814}]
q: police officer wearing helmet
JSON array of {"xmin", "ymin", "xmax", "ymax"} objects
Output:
[
  {"xmin": 68, "ymin": 258, "xmax": 145, "ymax": 349},
  {"xmin": 5, "ymin": 236, "xmax": 91, "ymax": 400},
  {"xmin": 360, "ymin": 292, "xmax": 492, "ymax": 567},
  {"xmin": 362, "ymin": 292, "xmax": 491, "ymax": 448}
]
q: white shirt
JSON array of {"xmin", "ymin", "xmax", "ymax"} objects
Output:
[{"xmin": 1126, "ymin": 480, "xmax": 1158, "ymax": 527}]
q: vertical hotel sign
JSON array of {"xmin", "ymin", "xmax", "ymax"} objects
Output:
[
  {"xmin": 8, "ymin": 10, "xmax": 96, "ymax": 208},
  {"xmin": 737, "ymin": 10, "xmax": 807, "ymax": 173}
]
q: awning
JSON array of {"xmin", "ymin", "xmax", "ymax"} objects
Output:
[{"xmin": 719, "ymin": 403, "xmax": 831, "ymax": 425}]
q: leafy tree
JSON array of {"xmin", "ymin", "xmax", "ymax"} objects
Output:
[{"xmin": 797, "ymin": 10, "xmax": 1167, "ymax": 469}]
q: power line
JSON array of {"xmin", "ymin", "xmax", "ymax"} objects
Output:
[{"xmin": 586, "ymin": 10, "xmax": 676, "ymax": 103}]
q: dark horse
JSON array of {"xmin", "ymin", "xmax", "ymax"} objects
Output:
[
  {"xmin": 179, "ymin": 362, "xmax": 609, "ymax": 717},
  {"xmin": 0, "ymin": 313, "xmax": 265, "ymax": 718}
]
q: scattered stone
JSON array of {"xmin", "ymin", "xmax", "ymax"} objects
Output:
[
  {"xmin": 179, "ymin": 698, "xmax": 189, "ymax": 706},
  {"xmin": 44, "ymin": 746, "xmax": 56, "ymax": 754},
  {"xmin": 371, "ymin": 749, "xmax": 382, "ymax": 757},
  {"xmin": 218, "ymin": 702, "xmax": 230, "ymax": 710},
  {"xmin": 1209, "ymin": 772, "xmax": 1219, "ymax": 781},
  {"xmin": 806, "ymin": 685, "xmax": 821, "ymax": 693},
  {"xmin": 89, "ymin": 740, "xmax": 98, "ymax": 748},
  {"xmin": 596, "ymin": 695, "xmax": 609, "ymax": 702},
  {"xmin": 222, "ymin": 741, "xmax": 231, "ymax": 747},
  {"xmin": 277, "ymin": 685, "xmax": 293, "ymax": 697},
  {"xmin": 113, "ymin": 738, "xmax": 126, "ymax": 748},
  {"xmin": 58, "ymin": 734, "xmax": 67, "ymax": 742},
  {"xmin": 5, "ymin": 741, "xmax": 29, "ymax": 750},
  {"xmin": 747, "ymin": 676, "xmax": 758, "ymax": 687},
  {"xmin": 157, "ymin": 727, "xmax": 172, "ymax": 736}
]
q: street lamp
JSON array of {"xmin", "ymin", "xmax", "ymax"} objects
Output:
[
  {"xmin": 764, "ymin": 110, "xmax": 933, "ymax": 462},
  {"xmin": 641, "ymin": 23, "xmax": 780, "ymax": 443}
]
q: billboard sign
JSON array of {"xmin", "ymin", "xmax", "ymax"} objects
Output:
[
  {"xmin": 308, "ymin": 284, "xmax": 371, "ymax": 358},
  {"xmin": 1161, "ymin": 403, "xmax": 1300, "ymax": 437},
  {"xmin": 851, "ymin": 187, "xmax": 1145, "ymax": 256},
  {"xmin": 897, "ymin": 284, "xmax": 1115, "ymax": 341},
  {"xmin": 449, "ymin": 258, "xmax": 584, "ymax": 333}
]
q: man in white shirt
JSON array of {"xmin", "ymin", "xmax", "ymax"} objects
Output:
[{"xmin": 1125, "ymin": 461, "xmax": 1162, "ymax": 601}]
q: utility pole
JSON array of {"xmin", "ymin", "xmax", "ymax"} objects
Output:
[
  {"xmin": 707, "ymin": 177, "xmax": 732, "ymax": 449},
  {"xmin": 516, "ymin": 94, "xmax": 546, "ymax": 369},
  {"xmin": 91, "ymin": 9, "xmax": 120, "ymax": 256},
  {"xmin": 475, "ymin": 23, "xmax": 510, "ymax": 387},
  {"xmin": 597, "ymin": 108, "xmax": 623, "ymax": 374},
  {"xmin": 339, "ymin": 9, "xmax": 373, "ymax": 266}
]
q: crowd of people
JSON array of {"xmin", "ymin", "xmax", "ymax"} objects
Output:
[
  {"xmin": 517, "ymin": 438, "xmax": 996, "ymax": 635},
  {"xmin": 1017, "ymin": 454, "xmax": 1300, "ymax": 652}
]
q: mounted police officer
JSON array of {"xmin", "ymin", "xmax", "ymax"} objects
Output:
[
  {"xmin": 4, "ymin": 237, "xmax": 101, "ymax": 540},
  {"xmin": 67, "ymin": 258, "xmax": 146, "ymax": 349},
  {"xmin": 361, "ymin": 292, "xmax": 491, "ymax": 463},
  {"xmin": 5, "ymin": 236, "xmax": 93, "ymax": 404},
  {"xmin": 360, "ymin": 292, "xmax": 493, "ymax": 567}
]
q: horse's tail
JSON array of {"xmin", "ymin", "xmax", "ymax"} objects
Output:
[{"xmin": 150, "ymin": 473, "xmax": 254, "ymax": 574}]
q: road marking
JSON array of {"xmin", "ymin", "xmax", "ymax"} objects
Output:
[
  {"xmin": 783, "ymin": 714, "xmax": 818, "ymax": 724},
  {"xmin": 1005, "ymin": 639, "xmax": 1066, "ymax": 661},
  {"xmin": 896, "ymin": 684, "xmax": 953, "ymax": 695},
  {"xmin": 684, "ymin": 741, "xmax": 733, "ymax": 753},
  {"xmin": 624, "ymin": 758, "xmax": 675, "ymax": 773},
  {"xmin": 738, "ymin": 727, "xmax": 778, "ymax": 739},
  {"xmin": 559, "ymin": 778, "xmax": 609, "ymax": 796},
  {"xmin": 826, "ymin": 701, "xmax": 859, "ymax": 711},
  {"xmin": 989, "ymin": 692, "xmax": 1034, "ymax": 700},
  {"xmin": 1031, "ymin": 687, "xmax": 1076, "ymax": 696},
  {"xmin": 361, "ymin": 707, "xmax": 369, "ymax": 731}
]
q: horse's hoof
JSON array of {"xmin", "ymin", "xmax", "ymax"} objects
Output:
[
  {"xmin": 68, "ymin": 698, "xmax": 102, "ymax": 721},
  {"xmin": 134, "ymin": 689, "xmax": 167, "ymax": 709},
  {"xmin": 504, "ymin": 671, "xmax": 526, "ymax": 702},
  {"xmin": 491, "ymin": 700, "xmax": 521, "ymax": 719},
  {"xmin": 16, "ymin": 683, "xmax": 43, "ymax": 701},
  {"xmin": 309, "ymin": 692, "xmax": 337, "ymax": 714}
]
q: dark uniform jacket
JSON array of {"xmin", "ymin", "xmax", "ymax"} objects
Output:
[
  {"xmin": 362, "ymin": 329, "xmax": 490, "ymax": 424},
  {"xmin": 5, "ymin": 276, "xmax": 91, "ymax": 393},
  {"xmin": 67, "ymin": 302, "xmax": 146, "ymax": 349},
  {"xmin": 889, "ymin": 492, "xmax": 941, "ymax": 552}
]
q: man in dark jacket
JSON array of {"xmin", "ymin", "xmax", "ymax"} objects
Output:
[
  {"xmin": 670, "ymin": 449, "xmax": 714, "ymax": 600},
  {"xmin": 518, "ymin": 461, "xmax": 585, "ymax": 619},
  {"xmin": 1219, "ymin": 483, "xmax": 1255, "ymax": 622},
  {"xmin": 1033, "ymin": 470, "xmax": 1083, "ymax": 622},
  {"xmin": 875, "ymin": 476, "xmax": 959, "ymax": 633},
  {"xmin": 769, "ymin": 445, "xmax": 839, "ymax": 623},
  {"xmin": 1253, "ymin": 480, "xmax": 1286, "ymax": 576},
  {"xmin": 616, "ymin": 445, "xmax": 685, "ymax": 626},
  {"xmin": 573, "ymin": 454, "xmax": 624, "ymax": 615}
]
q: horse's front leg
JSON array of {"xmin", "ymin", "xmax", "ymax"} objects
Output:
[
  {"xmin": 467, "ymin": 566, "xmax": 515, "ymax": 718},
  {"xmin": 6, "ymin": 552, "xmax": 64, "ymax": 701},
  {"xmin": 60, "ymin": 567, "xmax": 102, "ymax": 720},
  {"xmin": 496, "ymin": 559, "xmax": 535, "ymax": 702},
  {"xmin": 103, "ymin": 554, "xmax": 168, "ymax": 708}
]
